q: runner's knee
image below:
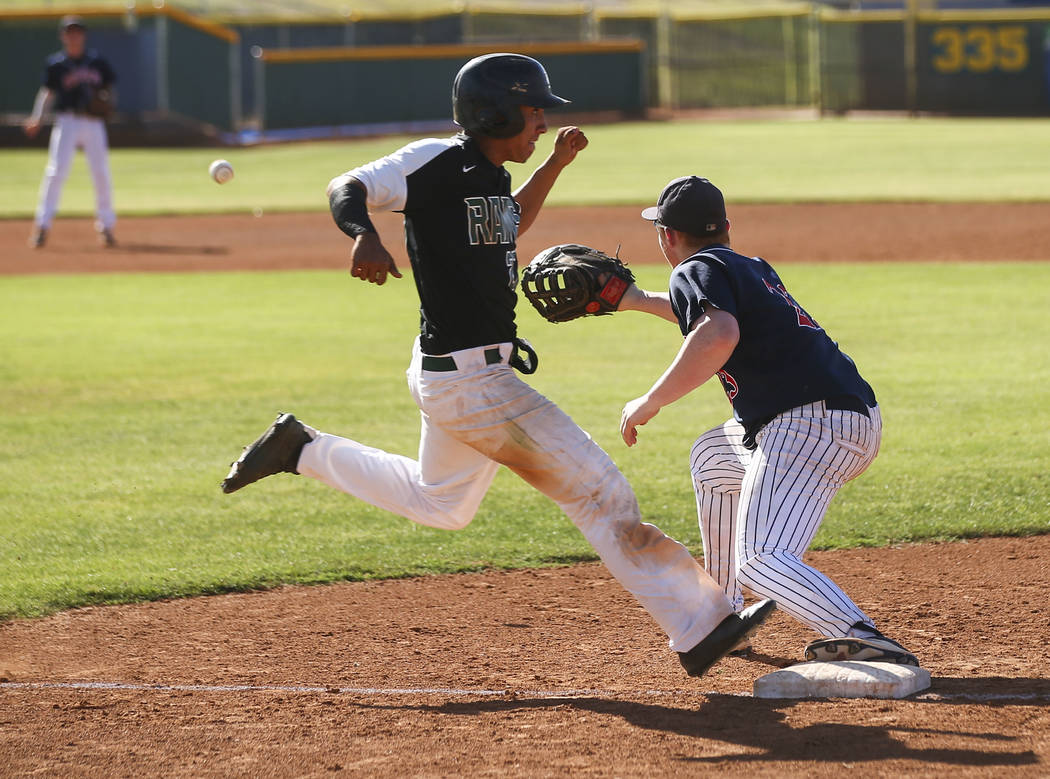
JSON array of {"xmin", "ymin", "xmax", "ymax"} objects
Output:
[{"xmin": 417, "ymin": 498, "xmax": 479, "ymax": 531}]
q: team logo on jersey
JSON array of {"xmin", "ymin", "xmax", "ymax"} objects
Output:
[
  {"xmin": 61, "ymin": 66, "xmax": 102, "ymax": 90},
  {"xmin": 465, "ymin": 196, "xmax": 518, "ymax": 246},
  {"xmin": 716, "ymin": 369, "xmax": 739, "ymax": 400},
  {"xmin": 763, "ymin": 279, "xmax": 820, "ymax": 330}
]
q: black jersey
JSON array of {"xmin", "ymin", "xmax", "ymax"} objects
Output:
[
  {"xmin": 669, "ymin": 245, "xmax": 875, "ymax": 438},
  {"xmin": 43, "ymin": 49, "xmax": 115, "ymax": 114},
  {"xmin": 347, "ymin": 133, "xmax": 521, "ymax": 355}
]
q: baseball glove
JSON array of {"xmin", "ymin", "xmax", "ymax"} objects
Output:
[
  {"xmin": 521, "ymin": 244, "xmax": 635, "ymax": 323},
  {"xmin": 85, "ymin": 88, "xmax": 114, "ymax": 120}
]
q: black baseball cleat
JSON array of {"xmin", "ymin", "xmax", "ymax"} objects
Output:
[
  {"xmin": 727, "ymin": 640, "xmax": 752, "ymax": 658},
  {"xmin": 804, "ymin": 622, "xmax": 919, "ymax": 666},
  {"xmin": 221, "ymin": 413, "xmax": 313, "ymax": 494},
  {"xmin": 677, "ymin": 599, "xmax": 777, "ymax": 677}
]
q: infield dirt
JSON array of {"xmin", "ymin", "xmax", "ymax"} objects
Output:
[
  {"xmin": 3, "ymin": 201, "xmax": 1050, "ymax": 275},
  {"xmin": 2, "ymin": 204, "xmax": 1049, "ymax": 776}
]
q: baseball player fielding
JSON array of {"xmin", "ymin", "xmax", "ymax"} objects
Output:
[{"xmin": 209, "ymin": 159, "xmax": 234, "ymax": 184}]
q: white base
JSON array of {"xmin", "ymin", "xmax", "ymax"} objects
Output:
[{"xmin": 753, "ymin": 661, "xmax": 931, "ymax": 699}]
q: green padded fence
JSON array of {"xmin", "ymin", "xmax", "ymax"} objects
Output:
[
  {"xmin": 0, "ymin": 19, "xmax": 67, "ymax": 114},
  {"xmin": 916, "ymin": 13, "xmax": 1050, "ymax": 115},
  {"xmin": 0, "ymin": 8, "xmax": 238, "ymax": 131},
  {"xmin": 258, "ymin": 42, "xmax": 645, "ymax": 131},
  {"xmin": 7, "ymin": 3, "xmax": 1050, "ymax": 139},
  {"xmin": 166, "ymin": 16, "xmax": 238, "ymax": 130},
  {"xmin": 670, "ymin": 11, "xmax": 814, "ymax": 109},
  {"xmin": 597, "ymin": 16, "xmax": 660, "ymax": 113}
]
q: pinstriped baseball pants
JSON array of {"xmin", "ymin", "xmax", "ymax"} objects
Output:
[{"xmin": 690, "ymin": 401, "xmax": 883, "ymax": 637}]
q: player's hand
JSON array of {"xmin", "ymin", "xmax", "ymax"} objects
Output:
[
  {"xmin": 23, "ymin": 118, "xmax": 41, "ymax": 139},
  {"xmin": 551, "ymin": 126, "xmax": 588, "ymax": 167},
  {"xmin": 620, "ymin": 394, "xmax": 660, "ymax": 447},
  {"xmin": 350, "ymin": 233, "xmax": 402, "ymax": 285}
]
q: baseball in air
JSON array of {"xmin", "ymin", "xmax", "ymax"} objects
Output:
[{"xmin": 209, "ymin": 159, "xmax": 234, "ymax": 184}]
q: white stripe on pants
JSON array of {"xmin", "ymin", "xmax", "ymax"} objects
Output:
[
  {"xmin": 298, "ymin": 338, "xmax": 734, "ymax": 652},
  {"xmin": 35, "ymin": 112, "xmax": 116, "ymax": 232},
  {"xmin": 690, "ymin": 401, "xmax": 882, "ymax": 636}
]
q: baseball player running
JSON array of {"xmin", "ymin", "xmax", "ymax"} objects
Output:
[
  {"xmin": 24, "ymin": 15, "xmax": 117, "ymax": 249},
  {"xmin": 221, "ymin": 54, "xmax": 775, "ymax": 677},
  {"xmin": 618, "ymin": 176, "xmax": 918, "ymax": 666}
]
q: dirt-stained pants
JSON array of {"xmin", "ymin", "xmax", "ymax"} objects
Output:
[{"xmin": 297, "ymin": 338, "xmax": 733, "ymax": 652}]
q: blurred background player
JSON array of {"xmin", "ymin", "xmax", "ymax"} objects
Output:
[
  {"xmin": 24, "ymin": 15, "xmax": 117, "ymax": 249},
  {"xmin": 221, "ymin": 54, "xmax": 774, "ymax": 678},
  {"xmin": 619, "ymin": 175, "xmax": 918, "ymax": 667}
]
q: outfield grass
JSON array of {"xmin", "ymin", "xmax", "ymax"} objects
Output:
[
  {"xmin": 3, "ymin": 117, "xmax": 1050, "ymax": 218},
  {"xmin": 2, "ymin": 262, "xmax": 1048, "ymax": 619}
]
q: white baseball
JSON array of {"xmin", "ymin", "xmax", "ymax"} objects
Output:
[{"xmin": 209, "ymin": 159, "xmax": 234, "ymax": 184}]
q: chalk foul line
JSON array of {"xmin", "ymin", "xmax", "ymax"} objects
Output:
[
  {"xmin": 1, "ymin": 681, "xmax": 687, "ymax": 699},
  {"xmin": 2, "ymin": 680, "xmax": 1049, "ymax": 703}
]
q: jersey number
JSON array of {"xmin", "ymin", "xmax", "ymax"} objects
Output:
[{"xmin": 505, "ymin": 249, "xmax": 518, "ymax": 290}]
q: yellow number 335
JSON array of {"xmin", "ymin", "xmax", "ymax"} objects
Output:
[{"xmin": 932, "ymin": 25, "xmax": 1028, "ymax": 74}]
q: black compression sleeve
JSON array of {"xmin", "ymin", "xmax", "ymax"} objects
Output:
[{"xmin": 329, "ymin": 180, "xmax": 377, "ymax": 238}]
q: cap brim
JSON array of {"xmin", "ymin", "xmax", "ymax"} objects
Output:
[{"xmin": 640, "ymin": 206, "xmax": 659, "ymax": 221}]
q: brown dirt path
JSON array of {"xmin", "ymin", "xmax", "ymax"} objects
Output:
[
  {"xmin": 2, "ymin": 536, "xmax": 1049, "ymax": 776},
  {"xmin": 3, "ymin": 201, "xmax": 1050, "ymax": 276}
]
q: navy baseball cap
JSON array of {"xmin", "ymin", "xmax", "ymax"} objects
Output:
[
  {"xmin": 641, "ymin": 176, "xmax": 728, "ymax": 236},
  {"xmin": 59, "ymin": 15, "xmax": 86, "ymax": 31}
]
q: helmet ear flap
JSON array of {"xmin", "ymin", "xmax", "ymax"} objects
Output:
[
  {"xmin": 476, "ymin": 105, "xmax": 524, "ymax": 139},
  {"xmin": 476, "ymin": 106, "xmax": 502, "ymax": 133}
]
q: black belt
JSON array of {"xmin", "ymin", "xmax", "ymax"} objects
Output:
[
  {"xmin": 825, "ymin": 394, "xmax": 871, "ymax": 418},
  {"xmin": 421, "ymin": 347, "xmax": 502, "ymax": 372}
]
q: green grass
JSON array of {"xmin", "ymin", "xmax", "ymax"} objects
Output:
[
  {"xmin": 2, "ymin": 263, "xmax": 1048, "ymax": 619},
  {"xmin": 4, "ymin": 117, "xmax": 1050, "ymax": 218}
]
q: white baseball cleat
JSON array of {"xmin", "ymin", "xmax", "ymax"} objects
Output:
[{"xmin": 804, "ymin": 632, "xmax": 919, "ymax": 667}]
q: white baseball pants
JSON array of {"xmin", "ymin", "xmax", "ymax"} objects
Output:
[
  {"xmin": 690, "ymin": 401, "xmax": 883, "ymax": 637},
  {"xmin": 297, "ymin": 338, "xmax": 734, "ymax": 652},
  {"xmin": 34, "ymin": 112, "xmax": 116, "ymax": 232}
]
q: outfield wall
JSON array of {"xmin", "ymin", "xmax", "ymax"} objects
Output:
[
  {"xmin": 256, "ymin": 41, "xmax": 645, "ymax": 131},
  {"xmin": 819, "ymin": 8, "xmax": 1050, "ymax": 113},
  {"xmin": 4, "ymin": 4, "xmax": 1050, "ymax": 144},
  {"xmin": 0, "ymin": 8, "xmax": 239, "ymax": 132},
  {"xmin": 233, "ymin": 5, "xmax": 1050, "ymax": 118}
]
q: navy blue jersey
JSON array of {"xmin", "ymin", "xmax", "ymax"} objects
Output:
[
  {"xmin": 347, "ymin": 133, "xmax": 520, "ymax": 355},
  {"xmin": 669, "ymin": 245, "xmax": 875, "ymax": 438},
  {"xmin": 43, "ymin": 49, "xmax": 115, "ymax": 113}
]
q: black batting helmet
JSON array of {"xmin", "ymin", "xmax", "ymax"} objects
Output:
[{"xmin": 452, "ymin": 53, "xmax": 570, "ymax": 139}]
